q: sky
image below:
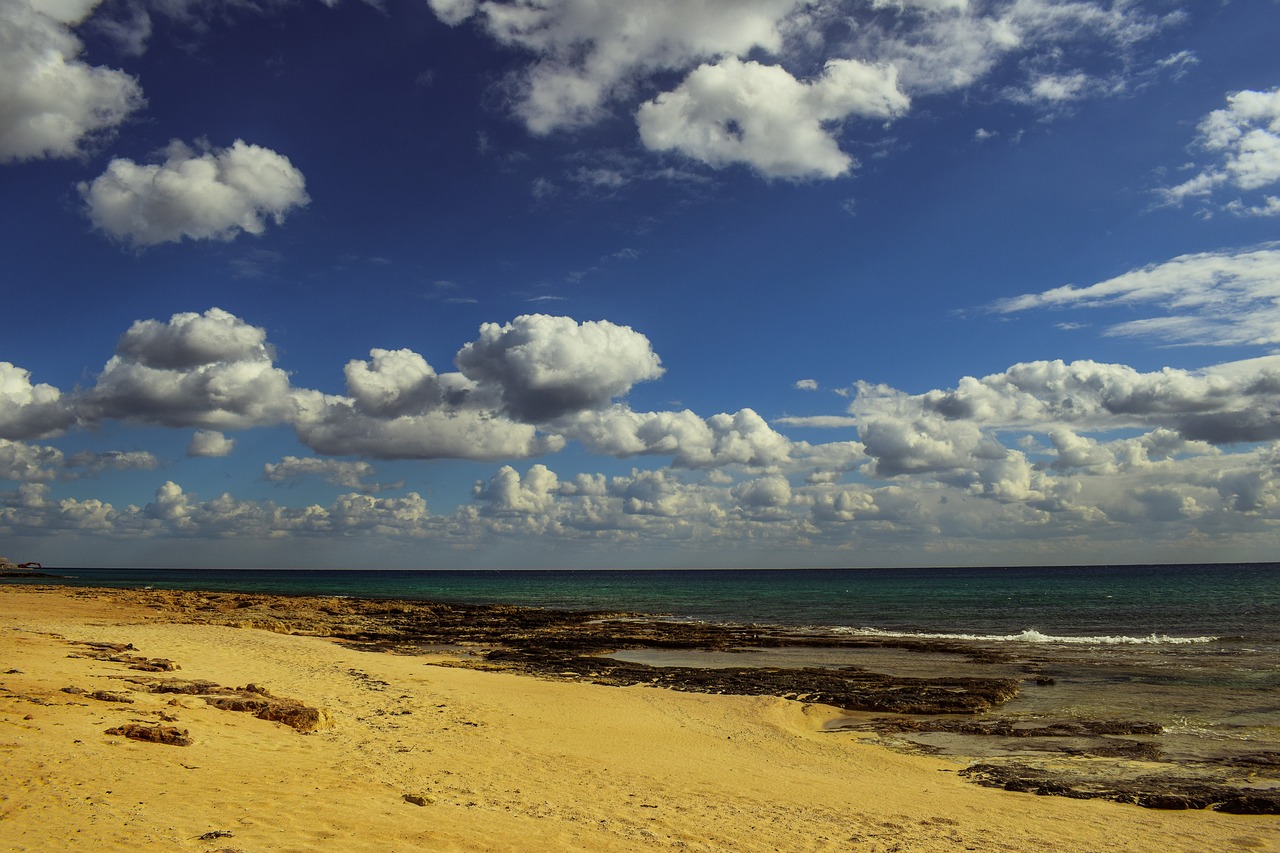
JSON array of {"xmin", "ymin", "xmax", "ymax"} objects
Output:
[{"xmin": 2, "ymin": 0, "xmax": 1280, "ymax": 570}]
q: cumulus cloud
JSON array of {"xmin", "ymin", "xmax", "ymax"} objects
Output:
[
  {"xmin": 559, "ymin": 406, "xmax": 796, "ymax": 469},
  {"xmin": 432, "ymin": 0, "xmax": 802, "ymax": 134},
  {"xmin": 428, "ymin": 0, "xmax": 1175, "ymax": 186},
  {"xmin": 0, "ymin": 439, "xmax": 64, "ymax": 482},
  {"xmin": 456, "ymin": 314, "xmax": 664, "ymax": 421},
  {"xmin": 295, "ymin": 399, "xmax": 563, "ymax": 462},
  {"xmin": 991, "ymin": 243, "xmax": 1280, "ymax": 347},
  {"xmin": 0, "ymin": 0, "xmax": 144, "ymax": 162},
  {"xmin": 732, "ymin": 474, "xmax": 792, "ymax": 510},
  {"xmin": 847, "ymin": 355, "xmax": 1280, "ymax": 487},
  {"xmin": 473, "ymin": 463, "xmax": 560, "ymax": 515},
  {"xmin": 187, "ymin": 429, "xmax": 235, "ymax": 457},
  {"xmin": 1162, "ymin": 86, "xmax": 1280, "ymax": 214},
  {"xmin": 80, "ymin": 308, "xmax": 298, "ymax": 428},
  {"xmin": 292, "ymin": 338, "xmax": 562, "ymax": 461},
  {"xmin": 0, "ymin": 362, "xmax": 76, "ymax": 440},
  {"xmin": 79, "ymin": 138, "xmax": 309, "ymax": 246},
  {"xmin": 343, "ymin": 348, "xmax": 476, "ymax": 418},
  {"xmin": 638, "ymin": 57, "xmax": 908, "ymax": 179}
]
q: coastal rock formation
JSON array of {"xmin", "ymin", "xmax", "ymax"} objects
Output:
[
  {"xmin": 480, "ymin": 648, "xmax": 1020, "ymax": 714},
  {"xmin": 83, "ymin": 587, "xmax": 1023, "ymax": 715},
  {"xmin": 104, "ymin": 723, "xmax": 192, "ymax": 746},
  {"xmin": 959, "ymin": 762, "xmax": 1280, "ymax": 815},
  {"xmin": 136, "ymin": 677, "xmax": 329, "ymax": 732},
  {"xmin": 0, "ymin": 557, "xmax": 50, "ymax": 577},
  {"xmin": 69, "ymin": 641, "xmax": 180, "ymax": 672},
  {"xmin": 24, "ymin": 585, "xmax": 1276, "ymax": 816}
]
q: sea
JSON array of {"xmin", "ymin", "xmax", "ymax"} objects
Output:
[{"xmin": 10, "ymin": 562, "xmax": 1280, "ymax": 783}]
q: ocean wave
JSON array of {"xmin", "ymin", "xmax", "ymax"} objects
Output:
[{"xmin": 829, "ymin": 627, "xmax": 1218, "ymax": 645}]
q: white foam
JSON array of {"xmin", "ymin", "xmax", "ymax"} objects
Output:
[{"xmin": 829, "ymin": 626, "xmax": 1218, "ymax": 645}]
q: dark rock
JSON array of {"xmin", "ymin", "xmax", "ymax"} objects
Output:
[
  {"xmin": 482, "ymin": 649, "xmax": 1020, "ymax": 714},
  {"xmin": 959, "ymin": 762, "xmax": 1280, "ymax": 814},
  {"xmin": 1214, "ymin": 795, "xmax": 1280, "ymax": 815}
]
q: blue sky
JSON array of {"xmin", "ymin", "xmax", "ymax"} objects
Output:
[{"xmin": 3, "ymin": 0, "xmax": 1280, "ymax": 569}]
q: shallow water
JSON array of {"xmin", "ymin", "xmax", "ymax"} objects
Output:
[{"xmin": 609, "ymin": 639, "xmax": 1280, "ymax": 770}]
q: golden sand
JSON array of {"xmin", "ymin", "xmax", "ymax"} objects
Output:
[{"xmin": 0, "ymin": 586, "xmax": 1274, "ymax": 852}]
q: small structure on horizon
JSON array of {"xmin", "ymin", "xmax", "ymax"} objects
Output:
[{"xmin": 0, "ymin": 556, "xmax": 46, "ymax": 576}]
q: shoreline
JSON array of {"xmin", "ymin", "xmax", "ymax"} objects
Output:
[{"xmin": 1, "ymin": 584, "xmax": 1276, "ymax": 851}]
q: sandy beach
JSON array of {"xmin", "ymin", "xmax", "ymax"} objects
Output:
[{"xmin": 0, "ymin": 585, "xmax": 1275, "ymax": 852}]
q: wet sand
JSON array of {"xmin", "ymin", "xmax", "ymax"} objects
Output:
[{"xmin": 0, "ymin": 585, "xmax": 1275, "ymax": 852}]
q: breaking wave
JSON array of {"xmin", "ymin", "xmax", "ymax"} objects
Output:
[{"xmin": 829, "ymin": 627, "xmax": 1218, "ymax": 645}]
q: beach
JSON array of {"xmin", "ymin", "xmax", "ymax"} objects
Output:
[{"xmin": 0, "ymin": 585, "xmax": 1276, "ymax": 852}]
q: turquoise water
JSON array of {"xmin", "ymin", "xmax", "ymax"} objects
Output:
[{"xmin": 18, "ymin": 562, "xmax": 1280, "ymax": 643}]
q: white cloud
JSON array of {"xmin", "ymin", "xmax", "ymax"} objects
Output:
[
  {"xmin": 844, "ymin": 0, "xmax": 1173, "ymax": 99},
  {"xmin": 187, "ymin": 429, "xmax": 235, "ymax": 457},
  {"xmin": 80, "ymin": 308, "xmax": 298, "ymax": 429},
  {"xmin": 428, "ymin": 0, "xmax": 1175, "ymax": 187},
  {"xmin": 0, "ymin": 439, "xmax": 64, "ymax": 482},
  {"xmin": 455, "ymin": 314, "xmax": 664, "ymax": 421},
  {"xmin": 638, "ymin": 57, "xmax": 908, "ymax": 180},
  {"xmin": 847, "ymin": 355, "xmax": 1280, "ymax": 487},
  {"xmin": 0, "ymin": 0, "xmax": 143, "ymax": 162},
  {"xmin": 1025, "ymin": 71, "xmax": 1090, "ymax": 103},
  {"xmin": 435, "ymin": 0, "xmax": 802, "ymax": 134},
  {"xmin": 343, "ymin": 348, "xmax": 477, "ymax": 418},
  {"xmin": 794, "ymin": 379, "xmax": 819, "ymax": 391},
  {"xmin": 427, "ymin": 0, "xmax": 476, "ymax": 27},
  {"xmin": 263, "ymin": 456, "xmax": 401, "ymax": 493},
  {"xmin": 1162, "ymin": 86, "xmax": 1280, "ymax": 215},
  {"xmin": 473, "ymin": 463, "xmax": 560, "ymax": 515},
  {"xmin": 732, "ymin": 474, "xmax": 792, "ymax": 509},
  {"xmin": 775, "ymin": 415, "xmax": 859, "ymax": 428},
  {"xmin": 991, "ymin": 243, "xmax": 1280, "ymax": 347},
  {"xmin": 560, "ymin": 406, "xmax": 796, "ymax": 469},
  {"xmin": 293, "ymin": 399, "xmax": 562, "ymax": 462},
  {"xmin": 79, "ymin": 138, "xmax": 309, "ymax": 246},
  {"xmin": 64, "ymin": 449, "xmax": 160, "ymax": 477},
  {"xmin": 0, "ymin": 362, "xmax": 76, "ymax": 440}
]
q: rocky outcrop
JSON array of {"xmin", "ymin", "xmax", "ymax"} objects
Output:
[
  {"xmin": 69, "ymin": 641, "xmax": 179, "ymax": 672},
  {"xmin": 959, "ymin": 762, "xmax": 1280, "ymax": 814},
  {"xmin": 96, "ymin": 588, "xmax": 1022, "ymax": 714},
  {"xmin": 0, "ymin": 557, "xmax": 51, "ymax": 577},
  {"xmin": 104, "ymin": 723, "xmax": 192, "ymax": 746},
  {"xmin": 137, "ymin": 678, "xmax": 329, "ymax": 732},
  {"xmin": 481, "ymin": 648, "xmax": 1020, "ymax": 714}
]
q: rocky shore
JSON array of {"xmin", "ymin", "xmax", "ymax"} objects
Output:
[{"xmin": 19, "ymin": 584, "xmax": 1280, "ymax": 816}]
